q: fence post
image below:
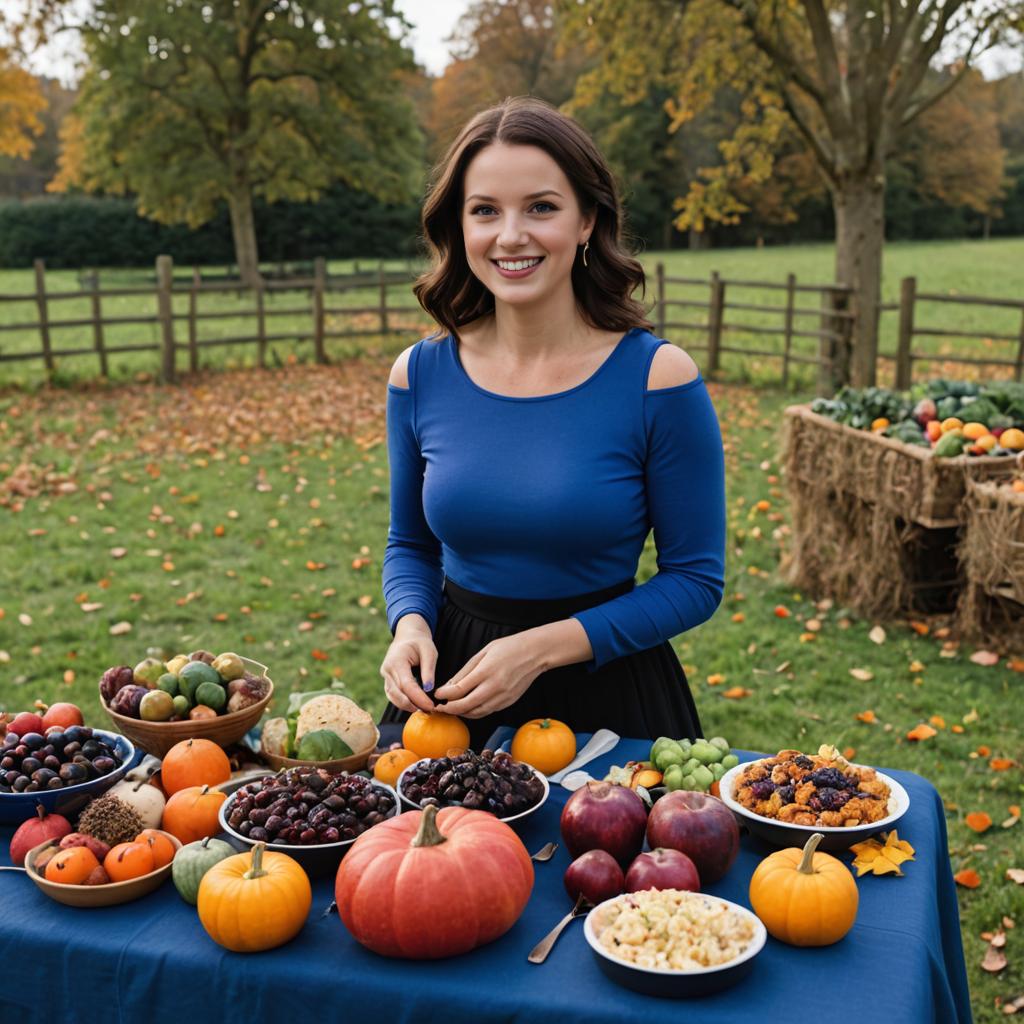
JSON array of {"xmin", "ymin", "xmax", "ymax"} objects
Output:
[
  {"xmin": 655, "ymin": 262, "xmax": 666, "ymax": 337},
  {"xmin": 781, "ymin": 272, "xmax": 796, "ymax": 389},
  {"xmin": 256, "ymin": 275, "xmax": 267, "ymax": 368},
  {"xmin": 89, "ymin": 270, "xmax": 108, "ymax": 378},
  {"xmin": 156, "ymin": 254, "xmax": 176, "ymax": 383},
  {"xmin": 379, "ymin": 264, "xmax": 389, "ymax": 335},
  {"xmin": 707, "ymin": 270, "xmax": 724, "ymax": 376},
  {"xmin": 895, "ymin": 276, "xmax": 916, "ymax": 390},
  {"xmin": 313, "ymin": 257, "xmax": 327, "ymax": 364},
  {"xmin": 1014, "ymin": 307, "xmax": 1024, "ymax": 383},
  {"xmin": 33, "ymin": 258, "xmax": 54, "ymax": 377},
  {"xmin": 188, "ymin": 267, "xmax": 200, "ymax": 373}
]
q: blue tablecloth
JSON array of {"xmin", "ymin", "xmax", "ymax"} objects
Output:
[{"xmin": 0, "ymin": 738, "xmax": 971, "ymax": 1023}]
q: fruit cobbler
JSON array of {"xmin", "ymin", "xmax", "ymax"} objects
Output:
[{"xmin": 733, "ymin": 746, "xmax": 891, "ymax": 827}]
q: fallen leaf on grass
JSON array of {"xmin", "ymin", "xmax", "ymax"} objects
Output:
[
  {"xmin": 907, "ymin": 723, "xmax": 937, "ymax": 741},
  {"xmin": 930, "ymin": 715, "xmax": 946, "ymax": 729},
  {"xmin": 1009, "ymin": 658, "xmax": 1024, "ymax": 673},
  {"xmin": 850, "ymin": 831, "xmax": 915, "ymax": 877},
  {"xmin": 850, "ymin": 668, "xmax": 874, "ymax": 681},
  {"xmin": 311, "ymin": 649, "xmax": 329, "ymax": 661},
  {"xmin": 991, "ymin": 758, "xmax": 1018, "ymax": 772},
  {"xmin": 706, "ymin": 673, "xmax": 726, "ymax": 686},
  {"xmin": 981, "ymin": 938, "xmax": 1007, "ymax": 973},
  {"xmin": 869, "ymin": 625, "xmax": 886, "ymax": 644},
  {"xmin": 909, "ymin": 660, "xmax": 925, "ymax": 673},
  {"xmin": 965, "ymin": 812, "xmax": 992, "ymax": 833},
  {"xmin": 909, "ymin": 620, "xmax": 930, "ymax": 636},
  {"xmin": 954, "ymin": 869, "xmax": 981, "ymax": 888},
  {"xmin": 108, "ymin": 621, "xmax": 132, "ymax": 636},
  {"xmin": 722, "ymin": 687, "xmax": 753, "ymax": 699},
  {"xmin": 80, "ymin": 603, "xmax": 102, "ymax": 613},
  {"xmin": 1007, "ymin": 869, "xmax": 1024, "ymax": 885},
  {"xmin": 110, "ymin": 547, "xmax": 126, "ymax": 559},
  {"xmin": 1001, "ymin": 993, "xmax": 1024, "ymax": 1014},
  {"xmin": 970, "ymin": 650, "xmax": 1000, "ymax": 666},
  {"xmin": 856, "ymin": 710, "xmax": 877, "ymax": 723},
  {"xmin": 773, "ymin": 605, "xmax": 790, "ymax": 618}
]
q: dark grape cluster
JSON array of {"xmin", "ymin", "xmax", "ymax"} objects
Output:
[
  {"xmin": 808, "ymin": 787, "xmax": 850, "ymax": 812},
  {"xmin": 227, "ymin": 767, "xmax": 395, "ymax": 845},
  {"xmin": 748, "ymin": 779, "xmax": 777, "ymax": 801},
  {"xmin": 775, "ymin": 783, "xmax": 796, "ymax": 804},
  {"xmin": 808, "ymin": 767, "xmax": 856, "ymax": 791},
  {"xmin": 0, "ymin": 726, "xmax": 121, "ymax": 793},
  {"xmin": 399, "ymin": 749, "xmax": 545, "ymax": 818}
]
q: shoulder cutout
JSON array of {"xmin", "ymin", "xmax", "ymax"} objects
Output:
[
  {"xmin": 388, "ymin": 343, "xmax": 417, "ymax": 389},
  {"xmin": 646, "ymin": 342, "xmax": 700, "ymax": 391}
]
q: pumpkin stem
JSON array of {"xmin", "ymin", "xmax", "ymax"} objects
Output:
[
  {"xmin": 410, "ymin": 804, "xmax": 448, "ymax": 848},
  {"xmin": 540, "ymin": 719, "xmax": 551, "ymax": 729},
  {"xmin": 798, "ymin": 833, "xmax": 824, "ymax": 874},
  {"xmin": 244, "ymin": 841, "xmax": 268, "ymax": 879}
]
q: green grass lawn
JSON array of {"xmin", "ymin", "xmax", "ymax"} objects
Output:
[
  {"xmin": 1, "ymin": 237, "xmax": 1022, "ymax": 390},
  {"xmin": 0, "ymin": 358, "xmax": 1021, "ymax": 1018}
]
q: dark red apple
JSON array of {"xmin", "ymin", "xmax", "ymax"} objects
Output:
[
  {"xmin": 8, "ymin": 711, "xmax": 44, "ymax": 737},
  {"xmin": 645, "ymin": 791, "xmax": 739, "ymax": 884},
  {"xmin": 10, "ymin": 805, "xmax": 73, "ymax": 866},
  {"xmin": 560, "ymin": 781, "xmax": 648, "ymax": 867},
  {"xmin": 625, "ymin": 848, "xmax": 701, "ymax": 894},
  {"xmin": 564, "ymin": 850, "xmax": 625, "ymax": 904},
  {"xmin": 41, "ymin": 702, "xmax": 84, "ymax": 731}
]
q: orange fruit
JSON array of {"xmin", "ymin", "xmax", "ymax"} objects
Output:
[
  {"xmin": 1012, "ymin": 479, "xmax": 1024, "ymax": 493},
  {"xmin": 962, "ymin": 422, "xmax": 988, "ymax": 441},
  {"xmin": 974, "ymin": 434, "xmax": 997, "ymax": 452},
  {"xmin": 105, "ymin": 841, "xmax": 155, "ymax": 882},
  {"xmin": 160, "ymin": 738, "xmax": 231, "ymax": 795},
  {"xmin": 941, "ymin": 417, "xmax": 964, "ymax": 434},
  {"xmin": 870, "ymin": 417, "xmax": 889, "ymax": 433},
  {"xmin": 926, "ymin": 420, "xmax": 943, "ymax": 443},
  {"xmin": 402, "ymin": 711, "xmax": 471, "ymax": 759},
  {"xmin": 136, "ymin": 829, "xmax": 176, "ymax": 868},
  {"xmin": 1000, "ymin": 428, "xmax": 1024, "ymax": 451},
  {"xmin": 161, "ymin": 785, "xmax": 227, "ymax": 844},
  {"xmin": 45, "ymin": 846, "xmax": 100, "ymax": 885},
  {"xmin": 373, "ymin": 748, "xmax": 420, "ymax": 787}
]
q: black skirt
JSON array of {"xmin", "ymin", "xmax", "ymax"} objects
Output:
[{"xmin": 379, "ymin": 578, "xmax": 702, "ymax": 751}]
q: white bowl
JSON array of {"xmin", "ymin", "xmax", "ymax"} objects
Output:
[
  {"xmin": 583, "ymin": 890, "xmax": 767, "ymax": 997},
  {"xmin": 396, "ymin": 757, "xmax": 549, "ymax": 828},
  {"xmin": 718, "ymin": 759, "xmax": 910, "ymax": 851}
]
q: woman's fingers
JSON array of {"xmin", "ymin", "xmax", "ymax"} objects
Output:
[
  {"xmin": 391, "ymin": 662, "xmax": 436, "ymax": 713},
  {"xmin": 417, "ymin": 639, "xmax": 438, "ymax": 692},
  {"xmin": 434, "ymin": 648, "xmax": 486, "ymax": 699},
  {"xmin": 382, "ymin": 673, "xmax": 416, "ymax": 713}
]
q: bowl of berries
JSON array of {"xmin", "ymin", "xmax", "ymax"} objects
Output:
[
  {"xmin": 218, "ymin": 766, "xmax": 399, "ymax": 877},
  {"xmin": 0, "ymin": 725, "xmax": 137, "ymax": 825},
  {"xmin": 395, "ymin": 748, "xmax": 549, "ymax": 827},
  {"xmin": 718, "ymin": 746, "xmax": 910, "ymax": 851}
]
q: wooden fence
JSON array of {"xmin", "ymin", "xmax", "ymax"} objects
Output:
[{"xmin": 1, "ymin": 256, "xmax": 1021, "ymax": 391}]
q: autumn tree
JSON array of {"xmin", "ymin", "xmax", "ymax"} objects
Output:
[
  {"xmin": 565, "ymin": 0, "xmax": 1024, "ymax": 387},
  {"xmin": 0, "ymin": 51, "xmax": 46, "ymax": 161},
  {"xmin": 56, "ymin": 0, "xmax": 424, "ymax": 285}
]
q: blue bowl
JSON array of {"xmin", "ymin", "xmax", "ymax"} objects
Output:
[{"xmin": 0, "ymin": 730, "xmax": 138, "ymax": 825}]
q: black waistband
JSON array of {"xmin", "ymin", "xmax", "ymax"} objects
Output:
[{"xmin": 442, "ymin": 576, "xmax": 634, "ymax": 628}]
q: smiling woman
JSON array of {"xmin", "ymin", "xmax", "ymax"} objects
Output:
[{"xmin": 377, "ymin": 97, "xmax": 725, "ymax": 749}]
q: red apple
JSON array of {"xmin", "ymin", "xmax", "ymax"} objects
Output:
[
  {"xmin": 560, "ymin": 781, "xmax": 648, "ymax": 867},
  {"xmin": 10, "ymin": 805, "xmax": 73, "ymax": 866},
  {"xmin": 645, "ymin": 791, "xmax": 739, "ymax": 884},
  {"xmin": 41, "ymin": 702, "xmax": 84, "ymax": 731},
  {"xmin": 564, "ymin": 850, "xmax": 625, "ymax": 904},
  {"xmin": 8, "ymin": 712, "xmax": 44, "ymax": 737},
  {"xmin": 625, "ymin": 848, "xmax": 701, "ymax": 894}
]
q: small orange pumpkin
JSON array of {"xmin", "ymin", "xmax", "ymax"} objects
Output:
[
  {"xmin": 511, "ymin": 718, "xmax": 576, "ymax": 775},
  {"xmin": 160, "ymin": 738, "xmax": 231, "ymax": 795},
  {"xmin": 104, "ymin": 841, "xmax": 155, "ymax": 882},
  {"xmin": 197, "ymin": 842, "xmax": 311, "ymax": 952},
  {"xmin": 402, "ymin": 711, "xmax": 470, "ymax": 759},
  {"xmin": 162, "ymin": 785, "xmax": 227, "ymax": 844},
  {"xmin": 749, "ymin": 832, "xmax": 859, "ymax": 946}
]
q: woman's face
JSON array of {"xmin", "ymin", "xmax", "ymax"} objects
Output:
[{"xmin": 461, "ymin": 143, "xmax": 594, "ymax": 308}]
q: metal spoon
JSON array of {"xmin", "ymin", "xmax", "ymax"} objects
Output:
[
  {"xmin": 530, "ymin": 842, "xmax": 558, "ymax": 862},
  {"xmin": 527, "ymin": 893, "xmax": 591, "ymax": 963},
  {"xmin": 0, "ymin": 866, "xmax": 27, "ymax": 872}
]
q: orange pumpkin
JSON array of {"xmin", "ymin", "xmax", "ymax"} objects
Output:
[
  {"xmin": 104, "ymin": 841, "xmax": 155, "ymax": 882},
  {"xmin": 160, "ymin": 738, "xmax": 231, "ymax": 795},
  {"xmin": 198, "ymin": 843, "xmax": 311, "ymax": 952},
  {"xmin": 373, "ymin": 748, "xmax": 420, "ymax": 787},
  {"xmin": 136, "ymin": 829, "xmax": 176, "ymax": 868},
  {"xmin": 511, "ymin": 718, "xmax": 576, "ymax": 774},
  {"xmin": 162, "ymin": 785, "xmax": 227, "ymax": 844},
  {"xmin": 402, "ymin": 711, "xmax": 470, "ymax": 759},
  {"xmin": 45, "ymin": 845, "xmax": 99, "ymax": 885}
]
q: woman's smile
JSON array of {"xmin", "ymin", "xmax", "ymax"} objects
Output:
[{"xmin": 491, "ymin": 256, "xmax": 545, "ymax": 278}]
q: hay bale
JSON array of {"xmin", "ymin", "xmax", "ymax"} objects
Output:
[{"xmin": 956, "ymin": 475, "xmax": 1024, "ymax": 648}]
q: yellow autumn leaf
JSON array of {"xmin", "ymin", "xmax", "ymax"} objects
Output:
[{"xmin": 849, "ymin": 830, "xmax": 916, "ymax": 877}]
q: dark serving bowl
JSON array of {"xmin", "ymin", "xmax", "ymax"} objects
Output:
[
  {"xmin": 217, "ymin": 772, "xmax": 399, "ymax": 879},
  {"xmin": 0, "ymin": 730, "xmax": 137, "ymax": 825}
]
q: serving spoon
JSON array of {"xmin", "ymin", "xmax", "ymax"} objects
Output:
[{"xmin": 527, "ymin": 893, "xmax": 592, "ymax": 964}]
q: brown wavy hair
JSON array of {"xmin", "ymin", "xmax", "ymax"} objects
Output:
[{"xmin": 414, "ymin": 96, "xmax": 652, "ymax": 337}]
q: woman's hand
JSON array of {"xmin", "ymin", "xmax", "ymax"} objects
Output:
[
  {"xmin": 432, "ymin": 634, "xmax": 546, "ymax": 719},
  {"xmin": 379, "ymin": 615, "xmax": 438, "ymax": 714}
]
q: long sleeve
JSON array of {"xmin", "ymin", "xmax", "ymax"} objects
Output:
[
  {"xmin": 381, "ymin": 383, "xmax": 444, "ymax": 634},
  {"xmin": 571, "ymin": 378, "xmax": 726, "ymax": 668}
]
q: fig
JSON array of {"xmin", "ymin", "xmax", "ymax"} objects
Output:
[
  {"xmin": 60, "ymin": 832, "xmax": 111, "ymax": 861},
  {"xmin": 110, "ymin": 684, "xmax": 148, "ymax": 718},
  {"xmin": 212, "ymin": 652, "xmax": 245, "ymax": 681},
  {"xmin": 189, "ymin": 705, "xmax": 217, "ymax": 720},
  {"xmin": 188, "ymin": 650, "xmax": 216, "ymax": 665},
  {"xmin": 100, "ymin": 665, "xmax": 135, "ymax": 703},
  {"xmin": 226, "ymin": 677, "xmax": 267, "ymax": 714},
  {"xmin": 83, "ymin": 864, "xmax": 112, "ymax": 886}
]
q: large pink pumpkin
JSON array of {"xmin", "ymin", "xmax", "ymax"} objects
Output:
[{"xmin": 335, "ymin": 804, "xmax": 534, "ymax": 959}]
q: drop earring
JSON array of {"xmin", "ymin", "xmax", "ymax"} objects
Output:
[{"xmin": 582, "ymin": 241, "xmax": 590, "ymax": 268}]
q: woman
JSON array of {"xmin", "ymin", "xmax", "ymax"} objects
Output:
[{"xmin": 378, "ymin": 96, "xmax": 725, "ymax": 750}]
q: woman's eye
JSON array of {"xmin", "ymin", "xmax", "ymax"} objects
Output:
[
  {"xmin": 471, "ymin": 205, "xmax": 496, "ymax": 216},
  {"xmin": 532, "ymin": 202, "xmax": 557, "ymax": 213}
]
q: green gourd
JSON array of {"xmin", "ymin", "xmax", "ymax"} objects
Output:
[
  {"xmin": 172, "ymin": 836, "xmax": 236, "ymax": 905},
  {"xmin": 194, "ymin": 680, "xmax": 226, "ymax": 712},
  {"xmin": 296, "ymin": 729, "xmax": 352, "ymax": 761}
]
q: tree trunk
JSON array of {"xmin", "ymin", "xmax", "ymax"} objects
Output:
[
  {"xmin": 832, "ymin": 172, "xmax": 885, "ymax": 387},
  {"xmin": 227, "ymin": 187, "xmax": 260, "ymax": 288}
]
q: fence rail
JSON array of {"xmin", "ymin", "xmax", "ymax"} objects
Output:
[{"xmin": 0, "ymin": 257, "xmax": 1020, "ymax": 391}]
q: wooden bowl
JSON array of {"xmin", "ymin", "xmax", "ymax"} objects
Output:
[
  {"xmin": 99, "ymin": 657, "xmax": 273, "ymax": 757},
  {"xmin": 260, "ymin": 726, "xmax": 378, "ymax": 774},
  {"xmin": 25, "ymin": 830, "xmax": 181, "ymax": 907}
]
